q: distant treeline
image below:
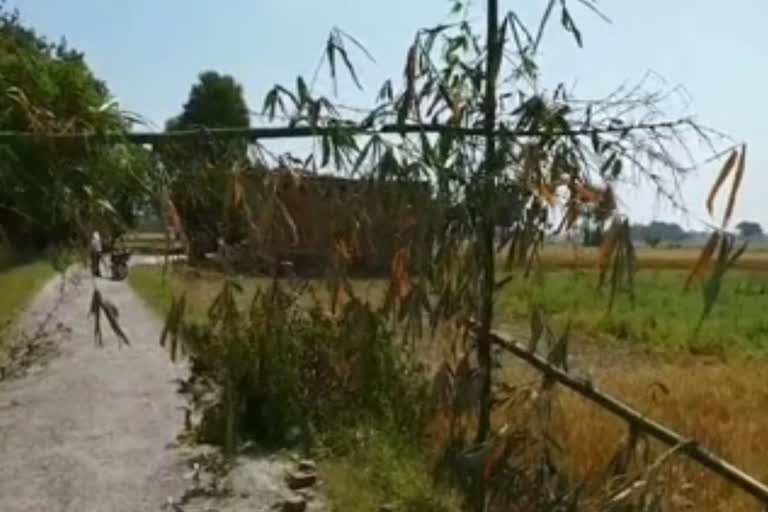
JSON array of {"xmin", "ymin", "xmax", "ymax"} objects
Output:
[{"xmin": 631, "ymin": 220, "xmax": 765, "ymax": 247}]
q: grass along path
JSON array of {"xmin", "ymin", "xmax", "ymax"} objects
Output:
[
  {"xmin": 0, "ymin": 260, "xmax": 56, "ymax": 367},
  {"xmin": 0, "ymin": 260, "xmax": 55, "ymax": 329}
]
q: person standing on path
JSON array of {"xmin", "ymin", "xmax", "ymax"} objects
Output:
[{"xmin": 90, "ymin": 230, "xmax": 102, "ymax": 277}]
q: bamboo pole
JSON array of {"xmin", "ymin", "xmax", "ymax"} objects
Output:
[
  {"xmin": 485, "ymin": 328, "xmax": 768, "ymax": 505},
  {"xmin": 0, "ymin": 119, "xmax": 689, "ymax": 145},
  {"xmin": 475, "ymin": 0, "xmax": 501, "ymax": 445}
]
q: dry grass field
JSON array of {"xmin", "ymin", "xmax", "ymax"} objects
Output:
[{"xmin": 530, "ymin": 244, "xmax": 768, "ymax": 272}]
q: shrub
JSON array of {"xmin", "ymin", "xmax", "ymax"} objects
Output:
[{"xmin": 161, "ymin": 277, "xmax": 428, "ymax": 454}]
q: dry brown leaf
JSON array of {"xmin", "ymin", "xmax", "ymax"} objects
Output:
[
  {"xmin": 335, "ymin": 238, "xmax": 352, "ymax": 265},
  {"xmin": 684, "ymin": 231, "xmax": 720, "ymax": 290},
  {"xmin": 232, "ymin": 173, "xmax": 246, "ymax": 209},
  {"xmin": 391, "ymin": 245, "xmax": 413, "ymax": 303},
  {"xmin": 275, "ymin": 196, "xmax": 300, "ymax": 246},
  {"xmin": 575, "ymin": 184, "xmax": 602, "ymax": 204},
  {"xmin": 555, "ymin": 202, "xmax": 579, "ymax": 234},
  {"xmin": 532, "ymin": 182, "xmax": 556, "ymax": 206},
  {"xmin": 706, "ymin": 149, "xmax": 738, "ymax": 217},
  {"xmin": 483, "ymin": 435, "xmax": 510, "ymax": 482},
  {"xmin": 161, "ymin": 190, "xmax": 184, "ymax": 240},
  {"xmin": 597, "ymin": 220, "xmax": 621, "ymax": 272},
  {"xmin": 722, "ymin": 144, "xmax": 746, "ymax": 229}
]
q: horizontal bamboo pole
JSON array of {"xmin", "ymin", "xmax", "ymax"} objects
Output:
[
  {"xmin": 0, "ymin": 119, "xmax": 688, "ymax": 145},
  {"xmin": 483, "ymin": 328, "xmax": 768, "ymax": 505}
]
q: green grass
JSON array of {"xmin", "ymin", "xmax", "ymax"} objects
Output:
[
  {"xmin": 319, "ymin": 428, "xmax": 458, "ymax": 512},
  {"xmin": 127, "ymin": 265, "xmax": 176, "ymax": 315},
  {"xmin": 0, "ymin": 260, "xmax": 55, "ymax": 327},
  {"xmin": 0, "ymin": 260, "xmax": 55, "ymax": 358},
  {"xmin": 495, "ymin": 269, "xmax": 768, "ymax": 354}
]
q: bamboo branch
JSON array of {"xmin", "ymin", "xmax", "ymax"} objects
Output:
[
  {"xmin": 481, "ymin": 327, "xmax": 768, "ymax": 505},
  {"xmin": 0, "ymin": 119, "xmax": 691, "ymax": 145}
]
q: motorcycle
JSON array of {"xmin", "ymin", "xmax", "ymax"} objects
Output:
[{"xmin": 109, "ymin": 247, "xmax": 131, "ymax": 281}]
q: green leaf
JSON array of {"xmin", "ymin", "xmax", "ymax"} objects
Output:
[
  {"xmin": 377, "ymin": 79, "xmax": 394, "ymax": 103},
  {"xmin": 560, "ymin": 2, "xmax": 583, "ymax": 47},
  {"xmin": 296, "ymin": 77, "xmax": 310, "ymax": 105},
  {"xmin": 529, "ymin": 304, "xmax": 545, "ymax": 353}
]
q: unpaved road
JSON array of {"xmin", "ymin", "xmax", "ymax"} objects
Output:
[{"xmin": 0, "ymin": 268, "xmax": 186, "ymax": 512}]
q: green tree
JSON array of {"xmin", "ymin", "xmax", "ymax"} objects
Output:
[
  {"xmin": 160, "ymin": 71, "xmax": 251, "ymax": 260},
  {"xmin": 0, "ymin": 3, "xmax": 144, "ymax": 252},
  {"xmin": 735, "ymin": 220, "xmax": 763, "ymax": 239},
  {"xmin": 175, "ymin": 71, "xmax": 250, "ymax": 128}
]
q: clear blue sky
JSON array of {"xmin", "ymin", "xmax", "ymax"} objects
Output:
[{"xmin": 11, "ymin": 0, "xmax": 767, "ymax": 229}]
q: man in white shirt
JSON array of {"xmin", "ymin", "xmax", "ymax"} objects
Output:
[{"xmin": 90, "ymin": 230, "xmax": 102, "ymax": 277}]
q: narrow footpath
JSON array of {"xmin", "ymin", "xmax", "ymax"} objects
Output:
[{"xmin": 0, "ymin": 267, "xmax": 186, "ymax": 511}]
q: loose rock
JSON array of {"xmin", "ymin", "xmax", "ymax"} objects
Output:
[
  {"xmin": 297, "ymin": 459, "xmax": 316, "ymax": 472},
  {"xmin": 282, "ymin": 495, "xmax": 307, "ymax": 512},
  {"xmin": 286, "ymin": 470, "xmax": 317, "ymax": 490}
]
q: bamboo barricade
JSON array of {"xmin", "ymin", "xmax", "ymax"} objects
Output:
[
  {"xmin": 0, "ymin": 120, "xmax": 687, "ymax": 145},
  {"xmin": 479, "ymin": 326, "xmax": 768, "ymax": 505}
]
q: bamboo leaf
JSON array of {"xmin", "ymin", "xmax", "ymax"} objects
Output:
[
  {"xmin": 597, "ymin": 219, "xmax": 620, "ymax": 288},
  {"xmin": 296, "ymin": 77, "xmax": 310, "ymax": 105},
  {"xmin": 547, "ymin": 321, "xmax": 570, "ymax": 371},
  {"xmin": 727, "ymin": 240, "xmax": 749, "ymax": 269},
  {"xmin": 722, "ymin": 144, "xmax": 746, "ymax": 228},
  {"xmin": 321, "ymin": 135, "xmax": 331, "ymax": 167},
  {"xmin": 534, "ymin": 0, "xmax": 557, "ymax": 51},
  {"xmin": 377, "ymin": 79, "xmax": 394, "ymax": 103},
  {"xmin": 160, "ymin": 298, "xmax": 177, "ymax": 349},
  {"xmin": 275, "ymin": 195, "xmax": 300, "ymax": 247},
  {"xmin": 335, "ymin": 28, "xmax": 375, "ymax": 61},
  {"xmin": 684, "ymin": 231, "xmax": 720, "ymax": 291},
  {"xmin": 325, "ymin": 37, "xmax": 337, "ymax": 93},
  {"xmin": 483, "ymin": 433, "xmax": 510, "ymax": 481},
  {"xmin": 339, "ymin": 45, "xmax": 364, "ymax": 90},
  {"xmin": 705, "ymin": 149, "xmax": 737, "ymax": 217},
  {"xmin": 529, "ymin": 304, "xmax": 545, "ymax": 353},
  {"xmin": 697, "ymin": 271, "xmax": 723, "ymax": 332},
  {"xmin": 559, "ymin": 1, "xmax": 583, "ymax": 47},
  {"xmin": 90, "ymin": 289, "xmax": 103, "ymax": 347},
  {"xmin": 101, "ymin": 299, "xmax": 130, "ymax": 347}
]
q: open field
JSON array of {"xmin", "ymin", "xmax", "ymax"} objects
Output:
[
  {"xmin": 129, "ymin": 243, "xmax": 768, "ymax": 356},
  {"xmin": 130, "ymin": 262, "xmax": 768, "ymax": 511},
  {"xmin": 496, "ymin": 268, "xmax": 768, "ymax": 355}
]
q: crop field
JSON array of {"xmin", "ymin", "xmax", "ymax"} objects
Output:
[{"xmin": 129, "ymin": 245, "xmax": 768, "ymax": 511}]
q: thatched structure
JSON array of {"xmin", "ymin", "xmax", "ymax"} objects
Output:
[{"xmin": 239, "ymin": 167, "xmax": 430, "ymax": 275}]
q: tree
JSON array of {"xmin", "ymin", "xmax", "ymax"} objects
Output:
[
  {"xmin": 166, "ymin": 70, "xmax": 250, "ymax": 164},
  {"xmin": 0, "ymin": 3, "xmax": 143, "ymax": 252},
  {"xmin": 632, "ymin": 221, "xmax": 687, "ymax": 246},
  {"xmin": 176, "ymin": 71, "xmax": 250, "ymax": 128},
  {"xmin": 160, "ymin": 70, "xmax": 251, "ymax": 260},
  {"xmin": 736, "ymin": 220, "xmax": 763, "ymax": 239}
]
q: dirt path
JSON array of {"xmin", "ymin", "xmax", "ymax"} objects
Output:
[{"xmin": 0, "ymin": 268, "xmax": 186, "ymax": 511}]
